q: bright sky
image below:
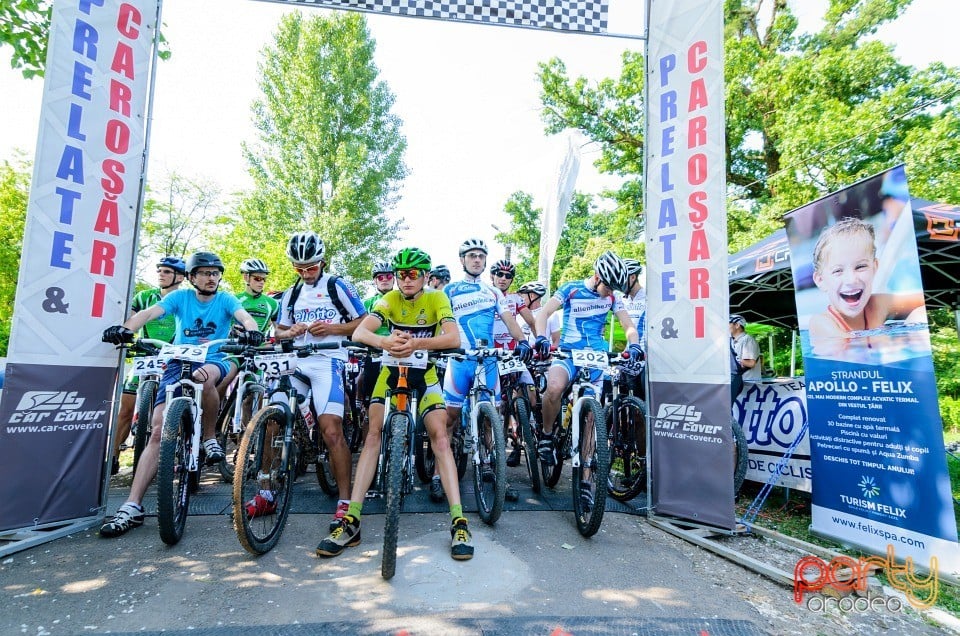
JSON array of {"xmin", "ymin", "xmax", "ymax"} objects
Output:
[{"xmin": 0, "ymin": 0, "xmax": 956, "ymax": 279}]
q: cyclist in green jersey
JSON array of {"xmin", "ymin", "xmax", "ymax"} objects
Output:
[
  {"xmin": 235, "ymin": 259, "xmax": 280, "ymax": 335},
  {"xmin": 317, "ymin": 247, "xmax": 474, "ymax": 561},
  {"xmin": 111, "ymin": 257, "xmax": 186, "ymax": 475}
]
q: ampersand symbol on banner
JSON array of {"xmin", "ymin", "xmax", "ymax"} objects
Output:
[
  {"xmin": 42, "ymin": 287, "xmax": 69, "ymax": 314},
  {"xmin": 660, "ymin": 317, "xmax": 678, "ymax": 339}
]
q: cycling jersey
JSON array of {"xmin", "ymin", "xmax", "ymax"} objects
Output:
[
  {"xmin": 522, "ymin": 305, "xmax": 561, "ymax": 344},
  {"xmin": 236, "ymin": 291, "xmax": 280, "ymax": 334},
  {"xmin": 131, "ymin": 288, "xmax": 177, "ymax": 342},
  {"xmin": 363, "ymin": 292, "xmax": 391, "ymax": 336},
  {"xmin": 491, "ymin": 291, "xmax": 526, "ymax": 350},
  {"xmin": 620, "ymin": 288, "xmax": 646, "ymax": 346},
  {"xmin": 444, "ymin": 279, "xmax": 508, "ymax": 348},
  {"xmin": 552, "ymin": 279, "xmax": 625, "ymax": 352},
  {"xmin": 277, "ymin": 273, "xmax": 366, "ymax": 361}
]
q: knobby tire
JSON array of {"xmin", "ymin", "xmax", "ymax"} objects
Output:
[
  {"xmin": 382, "ymin": 412, "xmax": 409, "ymax": 579},
  {"xmin": 515, "ymin": 395, "xmax": 541, "ymax": 494},
  {"xmin": 606, "ymin": 396, "xmax": 647, "ymax": 503},
  {"xmin": 573, "ymin": 398, "xmax": 609, "ymax": 537},
  {"xmin": 157, "ymin": 397, "xmax": 193, "ymax": 546},
  {"xmin": 132, "ymin": 380, "xmax": 157, "ymax": 475},
  {"xmin": 473, "ymin": 401, "xmax": 505, "ymax": 525}
]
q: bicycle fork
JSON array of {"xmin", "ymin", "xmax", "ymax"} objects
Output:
[{"xmin": 166, "ymin": 378, "xmax": 205, "ymax": 472}]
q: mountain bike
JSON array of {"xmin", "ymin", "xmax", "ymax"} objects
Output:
[
  {"xmin": 537, "ymin": 349, "xmax": 610, "ymax": 537},
  {"xmin": 443, "ymin": 345, "xmax": 508, "ymax": 526},
  {"xmin": 155, "ymin": 338, "xmax": 232, "ymax": 545},
  {"xmin": 228, "ymin": 340, "xmax": 340, "ymax": 554},
  {"xmin": 213, "ymin": 350, "xmax": 267, "ymax": 482},
  {"xmin": 603, "ymin": 355, "xmax": 648, "ymax": 503},
  {"xmin": 123, "ymin": 338, "xmax": 167, "ymax": 475},
  {"xmin": 498, "ymin": 355, "xmax": 540, "ymax": 494}
]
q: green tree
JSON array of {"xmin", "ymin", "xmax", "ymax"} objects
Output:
[
  {"xmin": 0, "ymin": 0, "xmax": 50, "ymax": 79},
  {"xmin": 0, "ymin": 157, "xmax": 30, "ymax": 354},
  {"xmin": 237, "ymin": 11, "xmax": 406, "ymax": 281}
]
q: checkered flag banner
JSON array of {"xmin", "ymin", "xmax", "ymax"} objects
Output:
[{"xmin": 263, "ymin": 0, "xmax": 611, "ymax": 34}]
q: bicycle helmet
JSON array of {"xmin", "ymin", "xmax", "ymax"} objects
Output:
[
  {"xmin": 729, "ymin": 314, "xmax": 747, "ymax": 327},
  {"xmin": 157, "ymin": 256, "xmax": 187, "ymax": 275},
  {"xmin": 623, "ymin": 258, "xmax": 643, "ymax": 277},
  {"xmin": 594, "ymin": 250, "xmax": 628, "ymax": 293},
  {"xmin": 490, "ymin": 259, "xmax": 516, "ymax": 276},
  {"xmin": 393, "ymin": 247, "xmax": 432, "ymax": 272},
  {"xmin": 371, "ymin": 260, "xmax": 393, "ymax": 276},
  {"xmin": 240, "ymin": 258, "xmax": 270, "ymax": 274},
  {"xmin": 286, "ymin": 231, "xmax": 324, "ymax": 265},
  {"xmin": 458, "ymin": 238, "xmax": 488, "ymax": 257},
  {"xmin": 186, "ymin": 251, "xmax": 225, "ymax": 274},
  {"xmin": 518, "ymin": 281, "xmax": 547, "ymax": 298},
  {"xmin": 430, "ymin": 264, "xmax": 451, "ymax": 282}
]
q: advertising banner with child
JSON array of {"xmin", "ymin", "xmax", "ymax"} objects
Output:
[{"xmin": 784, "ymin": 166, "xmax": 959, "ymax": 574}]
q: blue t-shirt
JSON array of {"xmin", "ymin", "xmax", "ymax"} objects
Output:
[
  {"xmin": 158, "ymin": 289, "xmax": 242, "ymax": 358},
  {"xmin": 553, "ymin": 279, "xmax": 624, "ymax": 352},
  {"xmin": 444, "ymin": 279, "xmax": 508, "ymax": 348}
]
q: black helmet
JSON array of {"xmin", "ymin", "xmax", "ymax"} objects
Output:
[
  {"xmin": 186, "ymin": 251, "xmax": 225, "ymax": 275},
  {"xmin": 157, "ymin": 256, "xmax": 187, "ymax": 275},
  {"xmin": 430, "ymin": 264, "xmax": 451, "ymax": 282},
  {"xmin": 490, "ymin": 259, "xmax": 516, "ymax": 276}
]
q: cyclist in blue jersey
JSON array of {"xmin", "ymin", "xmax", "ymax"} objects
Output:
[
  {"xmin": 439, "ymin": 238, "xmax": 532, "ymax": 502},
  {"xmin": 533, "ymin": 251, "xmax": 643, "ymax": 465},
  {"xmin": 100, "ymin": 252, "xmax": 262, "ymax": 537}
]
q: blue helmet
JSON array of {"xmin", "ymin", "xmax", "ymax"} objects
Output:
[{"xmin": 157, "ymin": 256, "xmax": 187, "ymax": 275}]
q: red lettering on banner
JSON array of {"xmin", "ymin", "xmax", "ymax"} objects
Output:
[
  {"xmin": 689, "ymin": 191, "xmax": 708, "ymax": 223},
  {"xmin": 111, "ymin": 42, "xmax": 135, "ymax": 79},
  {"xmin": 688, "ymin": 153, "xmax": 707, "ymax": 186},
  {"xmin": 105, "ymin": 119, "xmax": 130, "ymax": 154},
  {"xmin": 688, "ymin": 78, "xmax": 708, "ymax": 111},
  {"xmin": 688, "ymin": 116, "xmax": 707, "ymax": 148},
  {"xmin": 90, "ymin": 240, "xmax": 117, "ymax": 276},
  {"xmin": 101, "ymin": 159, "xmax": 125, "ymax": 195},
  {"xmin": 94, "ymin": 195, "xmax": 120, "ymax": 235},
  {"xmin": 689, "ymin": 228, "xmax": 710, "ymax": 260},
  {"xmin": 109, "ymin": 79, "xmax": 132, "ymax": 116},
  {"xmin": 91, "ymin": 282, "xmax": 106, "ymax": 318},
  {"xmin": 688, "ymin": 40, "xmax": 707, "ymax": 73},
  {"xmin": 690, "ymin": 268, "xmax": 710, "ymax": 298},
  {"xmin": 694, "ymin": 305, "xmax": 705, "ymax": 338},
  {"xmin": 117, "ymin": 3, "xmax": 142, "ymax": 38}
]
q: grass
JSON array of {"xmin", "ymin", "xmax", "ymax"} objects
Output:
[{"xmin": 736, "ymin": 479, "xmax": 960, "ymax": 616}]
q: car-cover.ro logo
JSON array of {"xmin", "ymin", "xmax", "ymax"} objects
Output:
[{"xmin": 10, "ymin": 391, "xmax": 104, "ymax": 423}]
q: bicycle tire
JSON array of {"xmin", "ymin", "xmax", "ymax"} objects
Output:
[
  {"xmin": 413, "ymin": 416, "xmax": 435, "ymax": 484},
  {"xmin": 382, "ymin": 412, "xmax": 409, "ymax": 579},
  {"xmin": 473, "ymin": 401, "xmax": 506, "ymax": 525},
  {"xmin": 132, "ymin": 379, "xmax": 157, "ymax": 475},
  {"xmin": 606, "ymin": 396, "xmax": 647, "ymax": 503},
  {"xmin": 515, "ymin": 396, "xmax": 541, "ymax": 494},
  {"xmin": 315, "ymin": 429, "xmax": 338, "ymax": 497},
  {"xmin": 218, "ymin": 385, "xmax": 264, "ymax": 483},
  {"xmin": 573, "ymin": 398, "xmax": 609, "ymax": 537},
  {"xmin": 157, "ymin": 397, "xmax": 194, "ymax": 546},
  {"xmin": 233, "ymin": 405, "xmax": 294, "ymax": 555},
  {"xmin": 732, "ymin": 417, "xmax": 748, "ymax": 496},
  {"xmin": 541, "ymin": 413, "xmax": 566, "ymax": 489}
]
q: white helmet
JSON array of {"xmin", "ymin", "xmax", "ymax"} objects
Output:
[
  {"xmin": 286, "ymin": 231, "xmax": 324, "ymax": 265},
  {"xmin": 518, "ymin": 281, "xmax": 547, "ymax": 298},
  {"xmin": 594, "ymin": 251, "xmax": 628, "ymax": 293},
  {"xmin": 240, "ymin": 258, "xmax": 270, "ymax": 274},
  {"xmin": 458, "ymin": 238, "xmax": 488, "ymax": 257}
]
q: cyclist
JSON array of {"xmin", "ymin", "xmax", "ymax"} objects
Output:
[
  {"xmin": 439, "ymin": 239, "xmax": 532, "ymax": 503},
  {"xmin": 110, "ymin": 256, "xmax": 186, "ymax": 476},
  {"xmin": 236, "ymin": 258, "xmax": 280, "ymax": 336},
  {"xmin": 316, "ymin": 247, "xmax": 474, "ymax": 560},
  {"xmin": 428, "ymin": 264, "xmax": 451, "ymax": 290},
  {"xmin": 359, "ymin": 261, "xmax": 395, "ymax": 410},
  {"xmin": 100, "ymin": 251, "xmax": 262, "ymax": 538},
  {"xmin": 273, "ymin": 231, "xmax": 366, "ymax": 529},
  {"xmin": 533, "ymin": 251, "xmax": 642, "ymax": 466},
  {"xmin": 488, "ymin": 260, "xmax": 537, "ymax": 472},
  {"xmin": 517, "ymin": 281, "xmax": 560, "ymax": 347},
  {"xmin": 619, "ymin": 258, "xmax": 647, "ymax": 400}
]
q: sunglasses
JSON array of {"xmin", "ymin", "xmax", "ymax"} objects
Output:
[
  {"xmin": 395, "ymin": 269, "xmax": 424, "ymax": 281},
  {"xmin": 249, "ymin": 275, "xmax": 267, "ymax": 283},
  {"xmin": 375, "ymin": 273, "xmax": 395, "ymax": 282},
  {"xmin": 493, "ymin": 272, "xmax": 514, "ymax": 280},
  {"xmin": 294, "ymin": 264, "xmax": 320, "ymax": 275}
]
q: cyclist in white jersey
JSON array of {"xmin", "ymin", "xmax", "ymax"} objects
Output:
[
  {"xmin": 517, "ymin": 281, "xmax": 560, "ymax": 347},
  {"xmin": 274, "ymin": 231, "xmax": 366, "ymax": 530},
  {"xmin": 618, "ymin": 258, "xmax": 647, "ymax": 399},
  {"xmin": 533, "ymin": 251, "xmax": 643, "ymax": 465}
]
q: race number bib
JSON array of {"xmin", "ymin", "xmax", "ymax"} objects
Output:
[
  {"xmin": 160, "ymin": 343, "xmax": 208, "ymax": 364},
  {"xmin": 497, "ymin": 357, "xmax": 526, "ymax": 376},
  {"xmin": 381, "ymin": 350, "xmax": 428, "ymax": 369},
  {"xmin": 130, "ymin": 356, "xmax": 163, "ymax": 377},
  {"xmin": 571, "ymin": 349, "xmax": 609, "ymax": 371},
  {"xmin": 254, "ymin": 352, "xmax": 297, "ymax": 377}
]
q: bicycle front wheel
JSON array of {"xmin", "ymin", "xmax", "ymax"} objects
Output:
[
  {"xmin": 132, "ymin": 379, "xmax": 157, "ymax": 475},
  {"xmin": 606, "ymin": 396, "xmax": 647, "ymax": 503},
  {"xmin": 382, "ymin": 412, "xmax": 410, "ymax": 579},
  {"xmin": 572, "ymin": 398, "xmax": 609, "ymax": 537},
  {"xmin": 473, "ymin": 401, "xmax": 505, "ymax": 525},
  {"xmin": 515, "ymin": 396, "xmax": 541, "ymax": 495},
  {"xmin": 219, "ymin": 385, "xmax": 264, "ymax": 483},
  {"xmin": 233, "ymin": 405, "xmax": 293, "ymax": 555},
  {"xmin": 157, "ymin": 397, "xmax": 194, "ymax": 546}
]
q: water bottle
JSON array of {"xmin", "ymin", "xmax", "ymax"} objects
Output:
[{"xmin": 298, "ymin": 391, "xmax": 315, "ymax": 433}]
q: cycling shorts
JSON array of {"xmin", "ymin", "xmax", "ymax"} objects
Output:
[
  {"xmin": 291, "ymin": 357, "xmax": 346, "ymax": 418},
  {"xmin": 371, "ymin": 364, "xmax": 445, "ymax": 417},
  {"xmin": 442, "ymin": 357, "xmax": 501, "ymax": 409},
  {"xmin": 156, "ymin": 358, "xmax": 234, "ymax": 406},
  {"xmin": 550, "ymin": 357, "xmax": 603, "ymax": 397}
]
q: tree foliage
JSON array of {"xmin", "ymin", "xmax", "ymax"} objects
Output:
[
  {"xmin": 0, "ymin": 0, "xmax": 50, "ymax": 79},
  {"xmin": 0, "ymin": 157, "xmax": 30, "ymax": 354},
  {"xmin": 236, "ymin": 11, "xmax": 406, "ymax": 282}
]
